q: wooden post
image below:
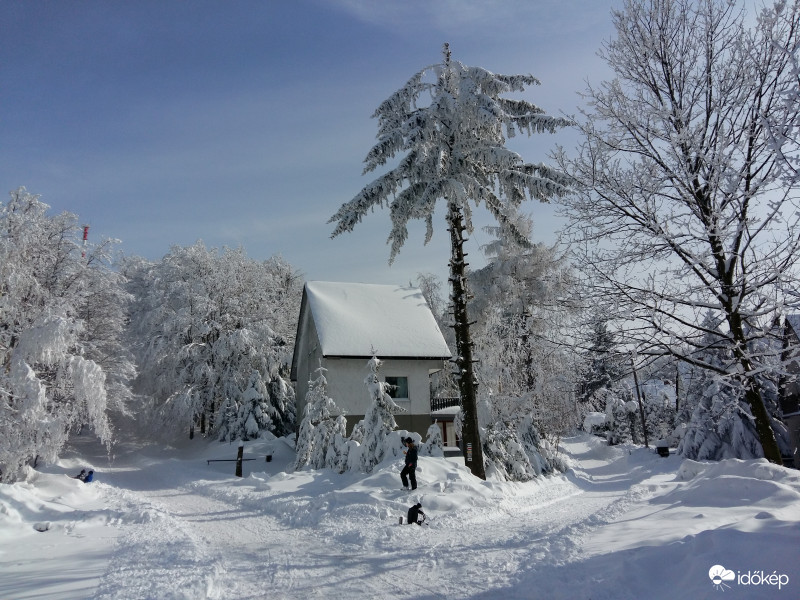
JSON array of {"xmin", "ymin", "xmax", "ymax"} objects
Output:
[{"xmin": 235, "ymin": 444, "xmax": 244, "ymax": 477}]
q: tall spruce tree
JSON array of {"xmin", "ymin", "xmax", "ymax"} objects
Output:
[
  {"xmin": 330, "ymin": 44, "xmax": 570, "ymax": 479},
  {"xmin": 581, "ymin": 320, "xmax": 624, "ymax": 410}
]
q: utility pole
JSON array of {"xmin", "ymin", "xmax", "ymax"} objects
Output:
[{"xmin": 630, "ymin": 353, "xmax": 649, "ymax": 449}]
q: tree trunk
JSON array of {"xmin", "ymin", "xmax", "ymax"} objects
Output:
[
  {"xmin": 728, "ymin": 318, "xmax": 783, "ymax": 465},
  {"xmin": 447, "ymin": 201, "xmax": 486, "ymax": 480}
]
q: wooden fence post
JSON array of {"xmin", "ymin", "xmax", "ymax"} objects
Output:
[{"xmin": 235, "ymin": 444, "xmax": 244, "ymax": 477}]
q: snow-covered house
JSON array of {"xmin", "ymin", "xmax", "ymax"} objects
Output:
[
  {"xmin": 290, "ymin": 281, "xmax": 453, "ymax": 439},
  {"xmin": 780, "ymin": 315, "xmax": 800, "ymax": 467}
]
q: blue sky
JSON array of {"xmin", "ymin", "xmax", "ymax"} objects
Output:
[{"xmin": 1, "ymin": 0, "xmax": 617, "ymax": 286}]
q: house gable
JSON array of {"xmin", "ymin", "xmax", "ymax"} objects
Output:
[{"xmin": 290, "ymin": 281, "xmax": 452, "ymax": 437}]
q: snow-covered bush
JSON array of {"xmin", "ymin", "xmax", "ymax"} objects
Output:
[
  {"xmin": 479, "ymin": 393, "xmax": 561, "ymax": 481},
  {"xmin": 483, "ymin": 421, "xmax": 538, "ymax": 482},
  {"xmin": 583, "ymin": 412, "xmax": 607, "ymax": 435},
  {"xmin": 421, "ymin": 422, "xmax": 444, "ymax": 457},
  {"xmin": 604, "ymin": 390, "xmax": 635, "ymax": 446},
  {"xmin": 678, "ymin": 379, "xmax": 763, "ymax": 461}
]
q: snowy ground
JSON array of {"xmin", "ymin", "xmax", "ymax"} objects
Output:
[{"xmin": 2, "ymin": 432, "xmax": 799, "ymax": 600}]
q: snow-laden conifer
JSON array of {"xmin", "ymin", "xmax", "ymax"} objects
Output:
[
  {"xmin": 358, "ymin": 356, "xmax": 403, "ymax": 473},
  {"xmin": 330, "ymin": 44, "xmax": 571, "ymax": 479},
  {"xmin": 421, "ymin": 422, "xmax": 444, "ymax": 457},
  {"xmin": 580, "ymin": 320, "xmax": 625, "ymax": 412},
  {"xmin": 677, "ymin": 319, "xmax": 766, "ymax": 460},
  {"xmin": 294, "ymin": 366, "xmax": 345, "ymax": 470},
  {"xmin": 237, "ymin": 371, "xmax": 274, "ymax": 441}
]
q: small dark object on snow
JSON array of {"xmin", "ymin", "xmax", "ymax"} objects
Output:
[
  {"xmin": 656, "ymin": 446, "xmax": 669, "ymax": 457},
  {"xmin": 407, "ymin": 503, "xmax": 426, "ymax": 526},
  {"xmin": 74, "ymin": 469, "xmax": 87, "ymax": 480}
]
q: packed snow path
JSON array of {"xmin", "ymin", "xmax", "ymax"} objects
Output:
[
  {"xmin": 4, "ymin": 433, "xmax": 799, "ymax": 599},
  {"xmin": 91, "ymin": 456, "xmax": 595, "ymax": 598}
]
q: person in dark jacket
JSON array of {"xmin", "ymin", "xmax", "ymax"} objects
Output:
[
  {"xmin": 83, "ymin": 470, "xmax": 94, "ymax": 483},
  {"xmin": 407, "ymin": 502, "xmax": 425, "ymax": 525},
  {"xmin": 401, "ymin": 437, "xmax": 418, "ymax": 490}
]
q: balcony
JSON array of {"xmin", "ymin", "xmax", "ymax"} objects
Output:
[{"xmin": 430, "ymin": 396, "xmax": 461, "ymax": 412}]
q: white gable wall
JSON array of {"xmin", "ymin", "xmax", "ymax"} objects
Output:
[
  {"xmin": 323, "ymin": 356, "xmax": 443, "ymax": 415},
  {"xmin": 297, "ymin": 355, "xmax": 446, "ymax": 435}
]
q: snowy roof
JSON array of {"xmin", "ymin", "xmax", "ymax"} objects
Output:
[{"xmin": 301, "ymin": 281, "xmax": 451, "ymax": 359}]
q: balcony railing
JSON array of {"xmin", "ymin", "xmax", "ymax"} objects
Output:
[{"xmin": 430, "ymin": 396, "xmax": 461, "ymax": 412}]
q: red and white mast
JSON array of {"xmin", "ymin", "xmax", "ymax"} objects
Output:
[{"xmin": 82, "ymin": 225, "xmax": 89, "ymax": 258}]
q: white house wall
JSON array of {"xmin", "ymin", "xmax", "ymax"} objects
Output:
[
  {"xmin": 323, "ymin": 357, "xmax": 441, "ymax": 416},
  {"xmin": 298, "ymin": 355, "xmax": 446, "ymax": 437}
]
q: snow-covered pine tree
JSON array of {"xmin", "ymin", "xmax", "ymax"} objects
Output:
[
  {"xmin": 216, "ymin": 397, "xmax": 239, "ymax": 443},
  {"xmin": 266, "ymin": 365, "xmax": 296, "ymax": 438},
  {"xmin": 580, "ymin": 320, "xmax": 625, "ymax": 411},
  {"xmin": 358, "ymin": 356, "xmax": 402, "ymax": 473},
  {"xmin": 237, "ymin": 371, "xmax": 274, "ymax": 441},
  {"xmin": 604, "ymin": 389, "xmax": 635, "ymax": 446},
  {"xmin": 470, "ymin": 213, "xmax": 580, "ymax": 434},
  {"xmin": 677, "ymin": 317, "xmax": 766, "ymax": 460},
  {"xmin": 294, "ymin": 366, "xmax": 345, "ymax": 470},
  {"xmin": 421, "ymin": 422, "xmax": 444, "ymax": 457},
  {"xmin": 679, "ymin": 379, "xmax": 763, "ymax": 460},
  {"xmin": 330, "ymin": 44, "xmax": 571, "ymax": 479},
  {"xmin": 327, "ymin": 416, "xmax": 355, "ymax": 473}
]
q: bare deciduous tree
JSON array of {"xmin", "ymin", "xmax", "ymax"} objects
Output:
[{"xmin": 557, "ymin": 0, "xmax": 800, "ymax": 464}]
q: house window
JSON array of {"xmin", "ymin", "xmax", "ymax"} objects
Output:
[{"xmin": 385, "ymin": 376, "xmax": 409, "ymax": 399}]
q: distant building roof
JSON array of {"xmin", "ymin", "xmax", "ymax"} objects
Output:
[
  {"xmin": 300, "ymin": 281, "xmax": 452, "ymax": 359},
  {"xmin": 786, "ymin": 314, "xmax": 800, "ymax": 338}
]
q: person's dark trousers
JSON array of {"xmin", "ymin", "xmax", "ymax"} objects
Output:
[{"xmin": 401, "ymin": 464, "xmax": 417, "ymax": 489}]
